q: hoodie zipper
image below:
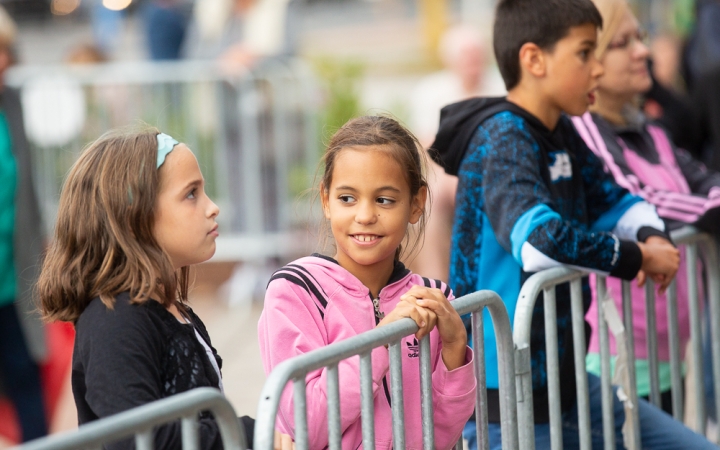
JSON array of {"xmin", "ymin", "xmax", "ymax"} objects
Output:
[{"xmin": 370, "ymin": 293, "xmax": 393, "ymax": 408}]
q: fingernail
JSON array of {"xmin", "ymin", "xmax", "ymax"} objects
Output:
[
  {"xmin": 417, "ymin": 299, "xmax": 425, "ymax": 304},
  {"xmin": 420, "ymin": 321, "xmax": 426, "ymax": 327}
]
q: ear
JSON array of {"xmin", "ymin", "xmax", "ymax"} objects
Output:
[
  {"xmin": 518, "ymin": 42, "xmax": 547, "ymax": 79},
  {"xmin": 320, "ymin": 183, "xmax": 331, "ymax": 219},
  {"xmin": 409, "ymin": 185, "xmax": 428, "ymax": 225}
]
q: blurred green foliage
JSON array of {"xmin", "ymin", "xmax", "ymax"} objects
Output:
[{"xmin": 312, "ymin": 57, "xmax": 365, "ymax": 148}]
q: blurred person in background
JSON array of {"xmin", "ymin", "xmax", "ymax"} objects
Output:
[
  {"xmin": 0, "ymin": 5, "xmax": 48, "ymax": 442},
  {"xmin": 574, "ymin": 0, "xmax": 720, "ymax": 416},
  {"xmin": 144, "ymin": 0, "xmax": 190, "ymax": 61},
  {"xmin": 408, "ymin": 24, "xmax": 504, "ymax": 282},
  {"xmin": 183, "ymin": 0, "xmax": 295, "ymax": 68}
]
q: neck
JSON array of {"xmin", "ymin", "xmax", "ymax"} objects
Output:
[
  {"xmin": 593, "ymin": 90, "xmax": 632, "ymax": 126},
  {"xmin": 506, "ymin": 85, "xmax": 561, "ymax": 130},
  {"xmin": 461, "ymin": 76, "xmax": 480, "ymax": 96},
  {"xmin": 334, "ymin": 252, "xmax": 395, "ymax": 298}
]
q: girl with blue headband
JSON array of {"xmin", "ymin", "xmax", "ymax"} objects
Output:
[{"xmin": 37, "ymin": 128, "xmax": 293, "ymax": 449}]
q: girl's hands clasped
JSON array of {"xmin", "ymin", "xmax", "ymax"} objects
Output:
[{"xmin": 378, "ymin": 286, "xmax": 468, "ymax": 371}]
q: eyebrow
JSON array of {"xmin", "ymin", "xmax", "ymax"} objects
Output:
[
  {"xmin": 334, "ymin": 185, "xmax": 402, "ymax": 193},
  {"xmin": 181, "ymin": 179, "xmax": 203, "ymax": 192},
  {"xmin": 580, "ymin": 39, "xmax": 597, "ymax": 48}
]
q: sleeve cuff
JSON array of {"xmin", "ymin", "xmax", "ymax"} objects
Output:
[
  {"xmin": 609, "ymin": 240, "xmax": 642, "ymax": 280},
  {"xmin": 432, "ymin": 347, "xmax": 475, "ymax": 394},
  {"xmin": 637, "ymin": 226, "xmax": 673, "ymax": 245}
]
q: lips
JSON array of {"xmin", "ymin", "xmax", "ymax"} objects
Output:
[{"xmin": 208, "ymin": 224, "xmax": 219, "ymax": 236}]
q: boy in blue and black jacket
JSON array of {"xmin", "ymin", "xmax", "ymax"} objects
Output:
[{"xmin": 432, "ymin": 0, "xmax": 715, "ymax": 448}]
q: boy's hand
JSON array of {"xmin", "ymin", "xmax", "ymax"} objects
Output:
[
  {"xmin": 401, "ymin": 286, "xmax": 468, "ymax": 370},
  {"xmin": 377, "ymin": 295, "xmax": 437, "ymax": 340},
  {"xmin": 637, "ymin": 236, "xmax": 680, "ymax": 294}
]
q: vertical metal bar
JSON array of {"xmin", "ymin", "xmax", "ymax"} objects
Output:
[
  {"xmin": 705, "ymin": 240, "xmax": 720, "ymax": 445},
  {"xmin": 622, "ymin": 281, "xmax": 641, "ymax": 449},
  {"xmin": 388, "ymin": 340, "xmax": 406, "ymax": 449},
  {"xmin": 645, "ymin": 280, "xmax": 662, "ymax": 407},
  {"xmin": 238, "ymin": 79, "xmax": 264, "ymax": 234},
  {"xmin": 454, "ymin": 439, "xmax": 465, "ymax": 450},
  {"xmin": 420, "ymin": 335, "xmax": 435, "ymax": 450},
  {"xmin": 135, "ymin": 431, "xmax": 153, "ymax": 450},
  {"xmin": 181, "ymin": 415, "xmax": 199, "ymax": 450},
  {"xmin": 473, "ymin": 311, "xmax": 490, "ymax": 450},
  {"xmin": 543, "ymin": 287, "xmax": 563, "ymax": 450},
  {"xmin": 596, "ymin": 277, "xmax": 615, "ymax": 450},
  {"xmin": 360, "ymin": 351, "xmax": 376, "ymax": 450},
  {"xmin": 515, "ymin": 344, "xmax": 535, "ymax": 450},
  {"xmin": 327, "ymin": 363, "xmax": 342, "ymax": 450},
  {"xmin": 570, "ymin": 279, "xmax": 591, "ymax": 450},
  {"xmin": 666, "ymin": 279, "xmax": 684, "ymax": 420},
  {"xmin": 687, "ymin": 243, "xmax": 707, "ymax": 432},
  {"xmin": 294, "ymin": 377, "xmax": 309, "ymax": 450}
]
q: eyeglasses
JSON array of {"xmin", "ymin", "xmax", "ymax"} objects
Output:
[{"xmin": 607, "ymin": 29, "xmax": 649, "ymax": 51}]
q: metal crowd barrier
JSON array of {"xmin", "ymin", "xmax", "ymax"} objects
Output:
[
  {"xmin": 11, "ymin": 388, "xmax": 246, "ymax": 450},
  {"xmin": 253, "ymin": 290, "xmax": 520, "ymax": 450},
  {"xmin": 513, "ymin": 225, "xmax": 720, "ymax": 449},
  {"xmin": 6, "ymin": 58, "xmax": 320, "ymax": 262}
]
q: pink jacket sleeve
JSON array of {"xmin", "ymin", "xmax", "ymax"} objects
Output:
[{"xmin": 258, "ymin": 279, "xmax": 390, "ymax": 449}]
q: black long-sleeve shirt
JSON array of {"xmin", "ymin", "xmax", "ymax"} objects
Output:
[{"xmin": 72, "ymin": 292, "xmax": 254, "ymax": 449}]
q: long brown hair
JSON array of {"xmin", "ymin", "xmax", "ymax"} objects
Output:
[
  {"xmin": 319, "ymin": 115, "xmax": 430, "ymax": 260},
  {"xmin": 38, "ymin": 126, "xmax": 189, "ymax": 322}
]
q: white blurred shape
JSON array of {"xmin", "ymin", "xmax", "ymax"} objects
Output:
[
  {"xmin": 103, "ymin": 0, "xmax": 132, "ymax": 11},
  {"xmin": 21, "ymin": 76, "xmax": 86, "ymax": 147}
]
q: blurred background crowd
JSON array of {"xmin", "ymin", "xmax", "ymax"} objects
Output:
[{"xmin": 0, "ymin": 0, "xmax": 719, "ymax": 446}]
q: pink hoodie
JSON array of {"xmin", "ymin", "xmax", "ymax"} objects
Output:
[{"xmin": 258, "ymin": 254, "xmax": 476, "ymax": 450}]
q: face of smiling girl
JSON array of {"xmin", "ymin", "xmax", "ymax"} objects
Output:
[{"xmin": 321, "ymin": 145, "xmax": 426, "ymax": 283}]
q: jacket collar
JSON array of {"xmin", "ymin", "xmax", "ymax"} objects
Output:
[{"xmin": 309, "ymin": 253, "xmax": 412, "ymax": 299}]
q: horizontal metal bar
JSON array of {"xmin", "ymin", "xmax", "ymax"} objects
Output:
[{"xmin": 15, "ymin": 388, "xmax": 244, "ymax": 450}]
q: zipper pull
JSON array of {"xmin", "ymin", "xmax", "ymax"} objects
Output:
[{"xmin": 372, "ymin": 297, "xmax": 385, "ymax": 320}]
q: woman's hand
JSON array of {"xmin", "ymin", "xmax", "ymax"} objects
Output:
[
  {"xmin": 274, "ymin": 431, "xmax": 294, "ymax": 449},
  {"xmin": 401, "ymin": 286, "xmax": 468, "ymax": 370},
  {"xmin": 377, "ymin": 295, "xmax": 437, "ymax": 340}
]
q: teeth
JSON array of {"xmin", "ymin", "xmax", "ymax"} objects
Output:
[{"xmin": 354, "ymin": 235, "xmax": 377, "ymax": 242}]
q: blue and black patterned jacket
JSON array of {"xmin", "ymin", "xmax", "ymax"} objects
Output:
[{"xmin": 432, "ymin": 97, "xmax": 668, "ymax": 422}]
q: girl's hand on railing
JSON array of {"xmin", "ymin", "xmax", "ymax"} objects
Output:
[
  {"xmin": 377, "ymin": 295, "xmax": 438, "ymax": 340},
  {"xmin": 401, "ymin": 286, "xmax": 468, "ymax": 371},
  {"xmin": 637, "ymin": 236, "xmax": 680, "ymax": 294},
  {"xmin": 274, "ymin": 430, "xmax": 295, "ymax": 449}
]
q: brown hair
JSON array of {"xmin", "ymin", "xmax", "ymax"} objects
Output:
[
  {"xmin": 38, "ymin": 126, "xmax": 189, "ymax": 322},
  {"xmin": 320, "ymin": 115, "xmax": 430, "ymax": 260}
]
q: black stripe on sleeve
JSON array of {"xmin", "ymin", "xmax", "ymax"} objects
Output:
[
  {"xmin": 268, "ymin": 273, "xmax": 325, "ymax": 319},
  {"xmin": 422, "ymin": 277, "xmax": 431, "ymax": 288},
  {"xmin": 281, "ymin": 267, "xmax": 329, "ymax": 309},
  {"xmin": 287, "ymin": 264, "xmax": 330, "ymax": 298},
  {"xmin": 442, "ymin": 283, "xmax": 451, "ymax": 298}
]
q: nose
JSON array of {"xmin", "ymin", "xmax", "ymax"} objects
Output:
[
  {"xmin": 354, "ymin": 200, "xmax": 377, "ymax": 225},
  {"xmin": 634, "ymin": 40, "xmax": 651, "ymax": 60},
  {"xmin": 591, "ymin": 54, "xmax": 604, "ymax": 79},
  {"xmin": 207, "ymin": 197, "xmax": 220, "ymax": 219}
]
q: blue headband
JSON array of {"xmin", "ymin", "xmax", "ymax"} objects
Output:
[{"xmin": 156, "ymin": 133, "xmax": 179, "ymax": 168}]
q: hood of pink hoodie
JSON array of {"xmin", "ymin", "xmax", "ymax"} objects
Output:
[{"xmin": 299, "ymin": 253, "xmax": 415, "ymax": 305}]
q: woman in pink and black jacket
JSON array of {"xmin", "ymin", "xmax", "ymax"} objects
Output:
[
  {"xmin": 258, "ymin": 116, "xmax": 476, "ymax": 449},
  {"xmin": 574, "ymin": 0, "xmax": 720, "ymax": 415}
]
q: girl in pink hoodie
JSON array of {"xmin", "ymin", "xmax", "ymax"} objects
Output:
[{"xmin": 258, "ymin": 116, "xmax": 476, "ymax": 449}]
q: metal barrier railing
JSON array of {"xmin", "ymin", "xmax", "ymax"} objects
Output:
[
  {"xmin": 11, "ymin": 388, "xmax": 246, "ymax": 450},
  {"xmin": 513, "ymin": 225, "xmax": 720, "ymax": 449},
  {"xmin": 6, "ymin": 58, "xmax": 320, "ymax": 262},
  {"xmin": 253, "ymin": 290, "xmax": 520, "ymax": 450}
]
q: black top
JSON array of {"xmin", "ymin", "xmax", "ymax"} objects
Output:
[{"xmin": 72, "ymin": 292, "xmax": 254, "ymax": 449}]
